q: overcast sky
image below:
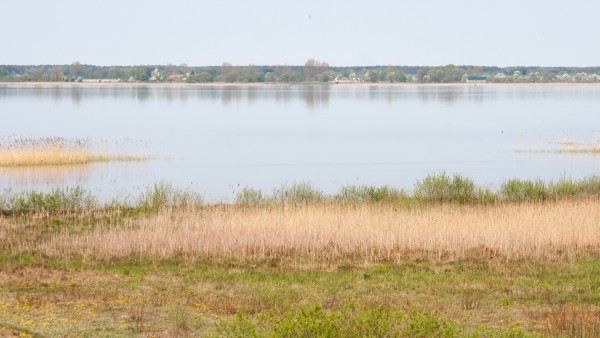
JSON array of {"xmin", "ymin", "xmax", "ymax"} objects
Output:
[{"xmin": 1, "ymin": 0, "xmax": 598, "ymax": 67}]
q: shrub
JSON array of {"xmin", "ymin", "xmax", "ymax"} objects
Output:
[
  {"xmin": 501, "ymin": 179, "xmax": 548, "ymax": 201},
  {"xmin": 404, "ymin": 311, "xmax": 458, "ymax": 338},
  {"xmin": 274, "ymin": 306, "xmax": 341, "ymax": 337},
  {"xmin": 337, "ymin": 185, "xmax": 406, "ymax": 203},
  {"xmin": 7, "ymin": 186, "xmax": 96, "ymax": 213},
  {"xmin": 413, "ymin": 173, "xmax": 478, "ymax": 203},
  {"xmin": 273, "ymin": 183, "xmax": 324, "ymax": 204},
  {"xmin": 236, "ymin": 187, "xmax": 266, "ymax": 205},
  {"xmin": 136, "ymin": 182, "xmax": 201, "ymax": 210}
]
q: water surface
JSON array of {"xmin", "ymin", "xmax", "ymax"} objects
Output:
[{"xmin": 1, "ymin": 84, "xmax": 599, "ymax": 201}]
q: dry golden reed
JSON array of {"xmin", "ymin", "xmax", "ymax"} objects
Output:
[
  {"xmin": 0, "ymin": 137, "xmax": 145, "ymax": 167},
  {"xmin": 40, "ymin": 198, "xmax": 600, "ymax": 261},
  {"xmin": 517, "ymin": 141, "xmax": 600, "ymax": 154}
]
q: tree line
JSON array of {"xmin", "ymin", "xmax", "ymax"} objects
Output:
[{"xmin": 1, "ymin": 60, "xmax": 600, "ymax": 83}]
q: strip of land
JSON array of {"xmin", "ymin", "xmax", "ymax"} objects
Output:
[{"xmin": 3, "ymin": 81, "xmax": 600, "ymax": 89}]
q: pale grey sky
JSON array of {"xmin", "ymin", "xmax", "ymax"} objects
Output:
[{"xmin": 1, "ymin": 0, "xmax": 598, "ymax": 66}]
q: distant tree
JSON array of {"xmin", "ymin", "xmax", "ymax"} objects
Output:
[
  {"xmin": 132, "ymin": 66, "xmax": 151, "ymax": 81},
  {"xmin": 27, "ymin": 67, "xmax": 45, "ymax": 81},
  {"xmin": 50, "ymin": 65, "xmax": 64, "ymax": 81},
  {"xmin": 70, "ymin": 61, "xmax": 81, "ymax": 79},
  {"xmin": 180, "ymin": 63, "xmax": 189, "ymax": 76},
  {"xmin": 303, "ymin": 59, "xmax": 329, "ymax": 81}
]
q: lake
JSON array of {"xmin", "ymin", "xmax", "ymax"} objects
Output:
[{"xmin": 1, "ymin": 83, "xmax": 599, "ymax": 201}]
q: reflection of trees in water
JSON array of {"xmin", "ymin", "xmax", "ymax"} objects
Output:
[
  {"xmin": 301, "ymin": 85, "xmax": 330, "ymax": 109},
  {"xmin": 70, "ymin": 88, "xmax": 81, "ymax": 105},
  {"xmin": 5, "ymin": 85, "xmax": 600, "ymax": 107},
  {"xmin": 135, "ymin": 88, "xmax": 152, "ymax": 101},
  {"xmin": 220, "ymin": 87, "xmax": 244, "ymax": 105}
]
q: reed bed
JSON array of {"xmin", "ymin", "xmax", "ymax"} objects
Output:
[
  {"xmin": 0, "ymin": 137, "xmax": 145, "ymax": 167},
  {"xmin": 517, "ymin": 141, "xmax": 600, "ymax": 154},
  {"xmin": 39, "ymin": 198, "xmax": 600, "ymax": 261}
]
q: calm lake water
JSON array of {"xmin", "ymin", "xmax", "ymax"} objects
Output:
[{"xmin": 1, "ymin": 84, "xmax": 599, "ymax": 201}]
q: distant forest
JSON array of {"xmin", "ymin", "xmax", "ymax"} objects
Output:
[{"xmin": 2, "ymin": 60, "xmax": 600, "ymax": 83}]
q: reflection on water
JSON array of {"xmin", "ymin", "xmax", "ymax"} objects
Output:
[
  {"xmin": 0, "ymin": 165, "xmax": 89, "ymax": 185},
  {"xmin": 1, "ymin": 84, "xmax": 600, "ymax": 201},
  {"xmin": 2, "ymin": 84, "xmax": 599, "ymax": 110}
]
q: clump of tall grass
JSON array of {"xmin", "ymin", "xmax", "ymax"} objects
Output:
[
  {"xmin": 414, "ymin": 173, "xmax": 495, "ymax": 203},
  {"xmin": 501, "ymin": 176, "xmax": 600, "ymax": 201},
  {"xmin": 501, "ymin": 179, "xmax": 548, "ymax": 201},
  {"xmin": 272, "ymin": 183, "xmax": 324, "ymax": 204},
  {"xmin": 136, "ymin": 182, "xmax": 201, "ymax": 211},
  {"xmin": 336, "ymin": 185, "xmax": 407, "ymax": 203},
  {"xmin": 235, "ymin": 187, "xmax": 267, "ymax": 205},
  {"xmin": 1, "ymin": 187, "xmax": 97, "ymax": 214},
  {"xmin": 0, "ymin": 137, "xmax": 145, "ymax": 167}
]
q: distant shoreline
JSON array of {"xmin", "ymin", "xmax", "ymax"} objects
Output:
[{"xmin": 2, "ymin": 81, "xmax": 600, "ymax": 89}]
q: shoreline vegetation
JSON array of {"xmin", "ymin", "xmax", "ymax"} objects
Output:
[
  {"xmin": 2, "ymin": 62, "xmax": 600, "ymax": 84},
  {"xmin": 2, "ymin": 174, "xmax": 600, "ymax": 336},
  {"xmin": 0, "ymin": 137, "xmax": 146, "ymax": 167},
  {"xmin": 4, "ymin": 81, "xmax": 600, "ymax": 89},
  {"xmin": 2, "ymin": 174, "xmax": 600, "ymax": 213}
]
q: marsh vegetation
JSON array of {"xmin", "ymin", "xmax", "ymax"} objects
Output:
[
  {"xmin": 0, "ymin": 137, "xmax": 145, "ymax": 167},
  {"xmin": 1, "ymin": 174, "xmax": 600, "ymax": 336}
]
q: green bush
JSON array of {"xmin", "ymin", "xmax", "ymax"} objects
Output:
[
  {"xmin": 414, "ymin": 173, "xmax": 478, "ymax": 203},
  {"xmin": 337, "ymin": 185, "xmax": 406, "ymax": 203},
  {"xmin": 404, "ymin": 310, "xmax": 458, "ymax": 338},
  {"xmin": 274, "ymin": 306, "xmax": 341, "ymax": 337},
  {"xmin": 273, "ymin": 183, "xmax": 324, "ymax": 204},
  {"xmin": 136, "ymin": 182, "xmax": 201, "ymax": 210},
  {"xmin": 501, "ymin": 179, "xmax": 548, "ymax": 201},
  {"xmin": 7, "ymin": 186, "xmax": 96, "ymax": 213},
  {"xmin": 236, "ymin": 187, "xmax": 266, "ymax": 205}
]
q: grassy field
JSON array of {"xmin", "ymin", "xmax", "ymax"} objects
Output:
[{"xmin": 1, "ymin": 176, "xmax": 600, "ymax": 337}]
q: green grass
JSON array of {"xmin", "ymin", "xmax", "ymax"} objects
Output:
[{"xmin": 1, "ymin": 252, "xmax": 598, "ymax": 337}]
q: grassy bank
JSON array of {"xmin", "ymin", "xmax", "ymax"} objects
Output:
[{"xmin": 1, "ymin": 175, "xmax": 600, "ymax": 336}]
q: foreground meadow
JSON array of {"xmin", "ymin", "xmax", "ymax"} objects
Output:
[{"xmin": 1, "ymin": 175, "xmax": 600, "ymax": 337}]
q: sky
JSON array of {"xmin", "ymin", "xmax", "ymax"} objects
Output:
[{"xmin": 1, "ymin": 0, "xmax": 599, "ymax": 67}]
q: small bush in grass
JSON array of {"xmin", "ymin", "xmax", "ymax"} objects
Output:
[
  {"xmin": 501, "ymin": 179, "xmax": 548, "ymax": 201},
  {"xmin": 404, "ymin": 310, "xmax": 458, "ymax": 338},
  {"xmin": 7, "ymin": 186, "xmax": 96, "ymax": 213},
  {"xmin": 576, "ymin": 176, "xmax": 600, "ymax": 195},
  {"xmin": 337, "ymin": 185, "xmax": 407, "ymax": 203},
  {"xmin": 548, "ymin": 178, "xmax": 582, "ymax": 198},
  {"xmin": 273, "ymin": 183, "xmax": 324, "ymax": 204},
  {"xmin": 236, "ymin": 187, "xmax": 266, "ymax": 205},
  {"xmin": 414, "ymin": 173, "xmax": 478, "ymax": 203},
  {"xmin": 137, "ymin": 182, "xmax": 201, "ymax": 211},
  {"xmin": 273, "ymin": 306, "xmax": 341, "ymax": 337}
]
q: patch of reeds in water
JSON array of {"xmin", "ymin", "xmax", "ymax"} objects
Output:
[
  {"xmin": 0, "ymin": 137, "xmax": 145, "ymax": 167},
  {"xmin": 517, "ymin": 140, "xmax": 600, "ymax": 154}
]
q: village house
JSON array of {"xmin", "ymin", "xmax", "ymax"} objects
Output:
[{"xmin": 465, "ymin": 75, "xmax": 487, "ymax": 83}]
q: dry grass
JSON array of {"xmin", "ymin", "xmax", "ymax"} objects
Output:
[
  {"xmin": 546, "ymin": 305, "xmax": 600, "ymax": 337},
  {"xmin": 517, "ymin": 141, "xmax": 600, "ymax": 154},
  {"xmin": 0, "ymin": 137, "xmax": 145, "ymax": 167},
  {"xmin": 39, "ymin": 198, "xmax": 600, "ymax": 261}
]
